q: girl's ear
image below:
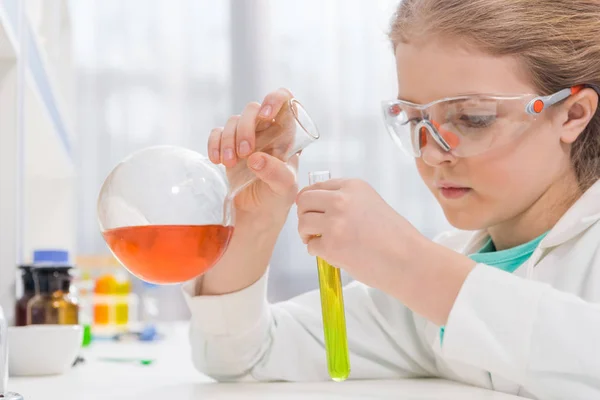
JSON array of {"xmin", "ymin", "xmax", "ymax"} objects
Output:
[{"xmin": 559, "ymin": 87, "xmax": 599, "ymax": 144}]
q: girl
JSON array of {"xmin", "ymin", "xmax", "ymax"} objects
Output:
[{"xmin": 183, "ymin": 0, "xmax": 600, "ymax": 398}]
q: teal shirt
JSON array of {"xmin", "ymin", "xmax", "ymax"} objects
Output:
[{"xmin": 439, "ymin": 232, "xmax": 548, "ymax": 342}]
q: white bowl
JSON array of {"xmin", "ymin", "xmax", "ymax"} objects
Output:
[{"xmin": 8, "ymin": 325, "xmax": 82, "ymax": 376}]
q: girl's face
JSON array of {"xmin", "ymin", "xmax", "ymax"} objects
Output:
[{"xmin": 395, "ymin": 39, "xmax": 576, "ymax": 233}]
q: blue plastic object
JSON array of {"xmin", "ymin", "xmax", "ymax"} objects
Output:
[
  {"xmin": 139, "ymin": 325, "xmax": 159, "ymax": 341},
  {"xmin": 33, "ymin": 249, "xmax": 70, "ymax": 265}
]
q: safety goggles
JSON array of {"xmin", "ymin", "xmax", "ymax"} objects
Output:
[{"xmin": 382, "ymin": 85, "xmax": 596, "ymax": 158}]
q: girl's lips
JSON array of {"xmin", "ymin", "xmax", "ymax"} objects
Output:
[
  {"xmin": 439, "ymin": 187, "xmax": 471, "ymax": 199},
  {"xmin": 435, "ymin": 181, "xmax": 472, "ymax": 199}
]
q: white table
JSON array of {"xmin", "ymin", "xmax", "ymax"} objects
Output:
[{"xmin": 10, "ymin": 323, "xmax": 526, "ymax": 400}]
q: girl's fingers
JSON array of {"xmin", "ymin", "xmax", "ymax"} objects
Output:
[
  {"xmin": 298, "ymin": 212, "xmax": 326, "ymax": 244},
  {"xmin": 220, "ymin": 115, "xmax": 240, "ymax": 167},
  {"xmin": 207, "ymin": 127, "xmax": 223, "ymax": 164},
  {"xmin": 247, "ymin": 152, "xmax": 298, "ymax": 196},
  {"xmin": 297, "ymin": 178, "xmax": 345, "ymax": 199},
  {"xmin": 256, "ymin": 88, "xmax": 294, "ymax": 131},
  {"xmin": 236, "ymin": 102, "xmax": 261, "ymax": 157},
  {"xmin": 296, "ymin": 190, "xmax": 336, "ymax": 215},
  {"xmin": 306, "ymin": 235, "xmax": 324, "ymax": 256}
]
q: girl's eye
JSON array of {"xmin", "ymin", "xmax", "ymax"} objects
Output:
[
  {"xmin": 458, "ymin": 114, "xmax": 496, "ymax": 128},
  {"xmin": 402, "ymin": 117, "xmax": 421, "ymax": 127}
]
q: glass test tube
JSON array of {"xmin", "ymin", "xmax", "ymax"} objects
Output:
[{"xmin": 308, "ymin": 171, "xmax": 350, "ymax": 381}]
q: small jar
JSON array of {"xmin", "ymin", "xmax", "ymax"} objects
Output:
[
  {"xmin": 115, "ymin": 279, "xmax": 131, "ymax": 326},
  {"xmin": 28, "ymin": 266, "xmax": 79, "ymax": 325},
  {"xmin": 93, "ymin": 274, "xmax": 117, "ymax": 325},
  {"xmin": 15, "ymin": 265, "xmax": 35, "ymax": 326}
]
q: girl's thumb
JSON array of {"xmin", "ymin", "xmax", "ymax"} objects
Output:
[{"xmin": 248, "ymin": 152, "xmax": 297, "ymax": 195}]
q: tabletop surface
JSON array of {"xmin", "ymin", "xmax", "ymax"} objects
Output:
[{"xmin": 9, "ymin": 323, "xmax": 526, "ymax": 400}]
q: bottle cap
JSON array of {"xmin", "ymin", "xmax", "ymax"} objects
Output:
[
  {"xmin": 33, "ymin": 249, "xmax": 71, "ymax": 266},
  {"xmin": 95, "ymin": 274, "xmax": 118, "ymax": 294}
]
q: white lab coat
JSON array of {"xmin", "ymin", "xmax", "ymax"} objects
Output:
[{"xmin": 183, "ymin": 179, "xmax": 600, "ymax": 400}]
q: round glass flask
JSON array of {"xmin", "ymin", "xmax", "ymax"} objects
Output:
[{"xmin": 97, "ymin": 99, "xmax": 319, "ymax": 284}]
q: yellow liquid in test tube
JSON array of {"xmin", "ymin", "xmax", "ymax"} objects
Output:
[
  {"xmin": 309, "ymin": 170, "xmax": 350, "ymax": 381},
  {"xmin": 316, "ymin": 257, "xmax": 350, "ymax": 381}
]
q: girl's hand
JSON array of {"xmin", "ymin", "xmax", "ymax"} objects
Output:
[
  {"xmin": 296, "ymin": 178, "xmax": 423, "ymax": 289},
  {"xmin": 296, "ymin": 178, "xmax": 477, "ymax": 325},
  {"xmin": 200, "ymin": 88, "xmax": 300, "ymax": 296},
  {"xmin": 208, "ymin": 88, "xmax": 299, "ymax": 234}
]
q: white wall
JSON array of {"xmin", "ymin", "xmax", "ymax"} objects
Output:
[
  {"xmin": 0, "ymin": 0, "xmax": 75, "ymax": 322},
  {"xmin": 0, "ymin": 59, "xmax": 19, "ymax": 320}
]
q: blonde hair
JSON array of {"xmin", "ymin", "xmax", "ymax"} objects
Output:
[{"xmin": 389, "ymin": 0, "xmax": 600, "ymax": 190}]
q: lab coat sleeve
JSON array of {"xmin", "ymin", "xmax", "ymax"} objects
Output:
[
  {"xmin": 442, "ymin": 264, "xmax": 600, "ymax": 399},
  {"xmin": 183, "ymin": 270, "xmax": 438, "ymax": 382}
]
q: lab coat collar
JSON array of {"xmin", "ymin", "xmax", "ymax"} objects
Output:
[{"xmin": 540, "ymin": 178, "xmax": 600, "ymax": 249}]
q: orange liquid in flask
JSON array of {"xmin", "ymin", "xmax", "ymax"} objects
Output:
[{"xmin": 103, "ymin": 225, "xmax": 234, "ymax": 284}]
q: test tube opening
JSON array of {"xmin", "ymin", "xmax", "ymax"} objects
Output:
[{"xmin": 308, "ymin": 170, "xmax": 331, "ymax": 185}]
